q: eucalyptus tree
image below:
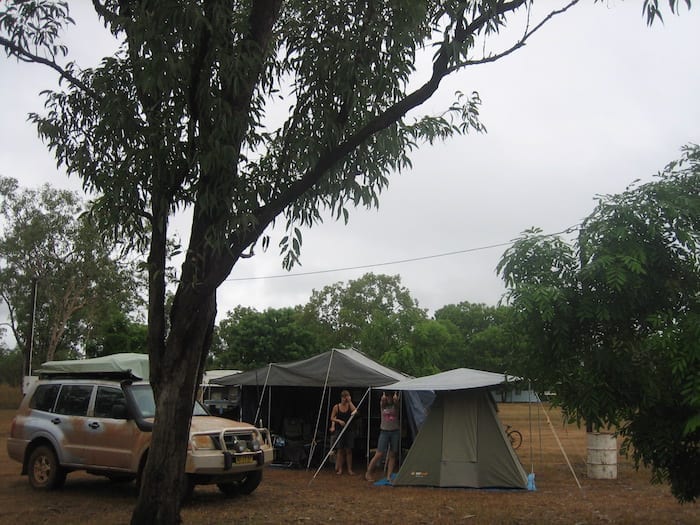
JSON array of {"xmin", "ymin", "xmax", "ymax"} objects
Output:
[
  {"xmin": 498, "ymin": 145, "xmax": 700, "ymax": 502},
  {"xmin": 0, "ymin": 177, "xmax": 141, "ymax": 369},
  {"xmin": 0, "ymin": 1, "xmax": 689, "ymax": 523}
]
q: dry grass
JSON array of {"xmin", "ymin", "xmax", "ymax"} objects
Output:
[
  {"xmin": 1, "ymin": 405, "xmax": 698, "ymax": 524},
  {"xmin": 0, "ymin": 385, "xmax": 21, "ymax": 410}
]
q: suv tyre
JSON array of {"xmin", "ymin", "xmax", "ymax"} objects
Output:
[
  {"xmin": 217, "ymin": 469, "xmax": 263, "ymax": 496},
  {"xmin": 28, "ymin": 445, "xmax": 67, "ymax": 490}
]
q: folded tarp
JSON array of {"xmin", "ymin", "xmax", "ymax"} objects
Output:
[{"xmin": 36, "ymin": 353, "xmax": 150, "ymax": 380}]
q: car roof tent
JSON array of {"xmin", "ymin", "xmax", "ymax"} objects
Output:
[{"xmin": 36, "ymin": 353, "xmax": 150, "ymax": 381}]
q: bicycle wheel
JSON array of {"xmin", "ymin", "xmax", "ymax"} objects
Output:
[{"xmin": 508, "ymin": 430, "xmax": 522, "ymax": 450}]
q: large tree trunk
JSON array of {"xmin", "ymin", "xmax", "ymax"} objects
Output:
[{"xmin": 130, "ymin": 291, "xmax": 216, "ymax": 525}]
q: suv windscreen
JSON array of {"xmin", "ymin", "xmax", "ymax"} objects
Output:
[{"xmin": 128, "ymin": 384, "xmax": 209, "ymax": 418}]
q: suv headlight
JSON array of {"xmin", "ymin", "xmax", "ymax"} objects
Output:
[
  {"xmin": 232, "ymin": 438, "xmax": 247, "ymax": 453},
  {"xmin": 191, "ymin": 434, "xmax": 216, "ymax": 451}
]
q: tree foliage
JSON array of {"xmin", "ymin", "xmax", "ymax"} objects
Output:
[
  {"xmin": 498, "ymin": 144, "xmax": 700, "ymax": 503},
  {"xmin": 0, "ymin": 177, "xmax": 143, "ymax": 368},
  {"xmin": 434, "ymin": 301, "xmax": 518, "ymax": 372},
  {"xmin": 81, "ymin": 308, "xmax": 148, "ymax": 358},
  {"xmin": 211, "ymin": 306, "xmax": 320, "ymax": 369},
  {"xmin": 301, "ymin": 272, "xmax": 426, "ymax": 362},
  {"xmin": 0, "ymin": 348, "xmax": 22, "ymax": 386}
]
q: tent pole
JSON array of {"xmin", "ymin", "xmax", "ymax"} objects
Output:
[
  {"xmin": 540, "ymin": 400, "xmax": 582, "ymax": 490},
  {"xmin": 365, "ymin": 388, "xmax": 372, "ymax": 468},
  {"xmin": 309, "ymin": 387, "xmax": 370, "ymax": 485},
  {"xmin": 253, "ymin": 364, "xmax": 272, "ymax": 426},
  {"xmin": 267, "ymin": 384, "xmax": 272, "ymax": 429},
  {"xmin": 307, "ymin": 350, "xmax": 335, "ymax": 469},
  {"xmin": 528, "ymin": 382, "xmax": 534, "ymax": 473},
  {"xmin": 398, "ymin": 391, "xmax": 403, "ymax": 471},
  {"xmin": 306, "ymin": 383, "xmax": 333, "ymax": 471},
  {"xmin": 538, "ymin": 394, "xmax": 543, "ymax": 466}
]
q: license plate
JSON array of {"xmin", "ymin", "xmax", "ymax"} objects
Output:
[{"xmin": 235, "ymin": 455, "xmax": 254, "ymax": 464}]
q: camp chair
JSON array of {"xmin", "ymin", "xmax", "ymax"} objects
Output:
[{"xmin": 279, "ymin": 416, "xmax": 308, "ymax": 467}]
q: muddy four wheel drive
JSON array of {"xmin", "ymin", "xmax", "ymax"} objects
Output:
[{"xmin": 7, "ymin": 353, "xmax": 273, "ymax": 498}]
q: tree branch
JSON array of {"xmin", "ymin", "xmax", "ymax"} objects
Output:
[
  {"xmin": 0, "ymin": 35, "xmax": 99, "ymax": 100},
  {"xmin": 446, "ymin": 0, "xmax": 580, "ymax": 74},
  {"xmin": 254, "ymin": 0, "xmax": 531, "ymax": 230}
]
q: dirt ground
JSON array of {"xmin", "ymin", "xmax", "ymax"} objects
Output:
[{"xmin": 1, "ymin": 405, "xmax": 698, "ymax": 524}]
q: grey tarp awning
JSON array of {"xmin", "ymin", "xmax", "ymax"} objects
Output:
[
  {"xmin": 212, "ymin": 348, "xmax": 408, "ymax": 388},
  {"xmin": 212, "ymin": 348, "xmax": 414, "ymax": 470},
  {"xmin": 387, "ymin": 368, "xmax": 517, "ymax": 391}
]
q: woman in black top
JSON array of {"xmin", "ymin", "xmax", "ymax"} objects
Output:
[{"xmin": 330, "ymin": 390, "xmax": 358, "ymax": 475}]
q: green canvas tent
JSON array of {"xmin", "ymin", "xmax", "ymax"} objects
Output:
[{"xmin": 389, "ymin": 368, "xmax": 528, "ymax": 489}]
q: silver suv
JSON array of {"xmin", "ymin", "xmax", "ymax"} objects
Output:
[{"xmin": 7, "ymin": 356, "xmax": 272, "ymax": 498}]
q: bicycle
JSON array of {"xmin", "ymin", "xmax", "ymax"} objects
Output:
[{"xmin": 505, "ymin": 424, "xmax": 522, "ymax": 450}]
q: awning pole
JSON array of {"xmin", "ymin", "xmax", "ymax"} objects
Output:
[
  {"xmin": 253, "ymin": 364, "xmax": 272, "ymax": 426},
  {"xmin": 528, "ymin": 382, "xmax": 534, "ymax": 473},
  {"xmin": 365, "ymin": 388, "xmax": 372, "ymax": 466},
  {"xmin": 307, "ymin": 350, "xmax": 335, "ymax": 469},
  {"xmin": 540, "ymin": 400, "xmax": 582, "ymax": 490}
]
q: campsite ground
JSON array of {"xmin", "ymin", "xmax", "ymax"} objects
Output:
[{"xmin": 1, "ymin": 405, "xmax": 697, "ymax": 524}]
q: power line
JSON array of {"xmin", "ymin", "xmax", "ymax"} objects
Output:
[{"xmin": 224, "ymin": 224, "xmax": 580, "ymax": 282}]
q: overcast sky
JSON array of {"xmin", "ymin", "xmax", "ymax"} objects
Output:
[{"xmin": 1, "ymin": 2, "xmax": 699, "ymax": 321}]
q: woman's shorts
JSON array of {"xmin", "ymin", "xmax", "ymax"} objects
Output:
[{"xmin": 377, "ymin": 429, "xmax": 400, "ymax": 453}]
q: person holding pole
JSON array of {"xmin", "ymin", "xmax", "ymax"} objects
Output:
[
  {"xmin": 330, "ymin": 389, "xmax": 358, "ymax": 475},
  {"xmin": 365, "ymin": 391, "xmax": 400, "ymax": 482}
]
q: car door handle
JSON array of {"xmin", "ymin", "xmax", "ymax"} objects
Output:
[{"xmin": 88, "ymin": 422, "xmax": 100, "ymax": 429}]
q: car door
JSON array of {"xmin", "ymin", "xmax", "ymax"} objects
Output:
[
  {"xmin": 86, "ymin": 385, "xmax": 142, "ymax": 470},
  {"xmin": 52, "ymin": 384, "xmax": 95, "ymax": 465}
]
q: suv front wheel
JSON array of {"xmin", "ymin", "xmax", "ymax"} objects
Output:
[
  {"xmin": 216, "ymin": 469, "xmax": 263, "ymax": 497},
  {"xmin": 28, "ymin": 445, "xmax": 67, "ymax": 490}
]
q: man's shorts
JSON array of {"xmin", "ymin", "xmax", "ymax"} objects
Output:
[{"xmin": 377, "ymin": 429, "xmax": 400, "ymax": 453}]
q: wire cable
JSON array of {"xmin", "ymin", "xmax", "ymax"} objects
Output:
[{"xmin": 225, "ymin": 224, "xmax": 580, "ymax": 282}]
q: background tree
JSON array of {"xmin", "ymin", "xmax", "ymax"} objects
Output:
[
  {"xmin": 0, "ymin": 177, "xmax": 143, "ymax": 369},
  {"xmin": 1, "ymin": 1, "xmax": 689, "ymax": 522},
  {"xmin": 0, "ymin": 347, "xmax": 22, "ymax": 386},
  {"xmin": 80, "ymin": 308, "xmax": 148, "ymax": 358},
  {"xmin": 301, "ymin": 273, "xmax": 426, "ymax": 361},
  {"xmin": 498, "ymin": 144, "xmax": 700, "ymax": 503},
  {"xmin": 434, "ymin": 301, "xmax": 518, "ymax": 372},
  {"xmin": 381, "ymin": 318, "xmax": 461, "ymax": 376},
  {"xmin": 211, "ymin": 306, "xmax": 320, "ymax": 369}
]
